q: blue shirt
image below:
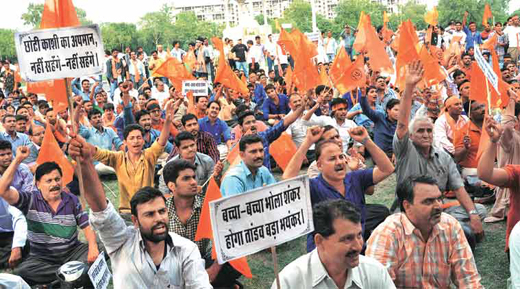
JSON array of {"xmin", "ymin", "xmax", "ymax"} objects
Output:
[
  {"xmin": 1, "ymin": 132, "xmax": 31, "ymax": 156},
  {"xmin": 360, "ymin": 95, "xmax": 397, "ymax": 153},
  {"xmin": 1, "ymin": 164, "xmax": 34, "ymax": 193},
  {"xmin": 221, "ymin": 161, "xmax": 276, "ymax": 197},
  {"xmin": 376, "ymin": 89, "xmax": 398, "ymax": 113},
  {"xmin": 348, "ymin": 103, "xmax": 374, "ymax": 130},
  {"xmin": 307, "ymin": 169, "xmax": 374, "ymax": 252},
  {"xmin": 145, "ymin": 129, "xmax": 173, "ymax": 154},
  {"xmin": 262, "ymin": 94, "xmax": 290, "ymax": 120},
  {"xmin": 253, "ymin": 84, "xmax": 267, "ymax": 106},
  {"xmin": 463, "ymin": 26, "xmax": 482, "ymax": 50},
  {"xmin": 198, "ymin": 117, "xmax": 231, "ymax": 145},
  {"xmin": 79, "ymin": 125, "xmax": 123, "ymax": 151}
]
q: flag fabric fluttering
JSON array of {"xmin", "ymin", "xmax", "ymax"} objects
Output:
[
  {"xmin": 424, "ymin": 6, "xmax": 439, "ymax": 26},
  {"xmin": 40, "ymin": 0, "xmax": 80, "ymax": 29},
  {"xmin": 37, "ymin": 124, "xmax": 74, "ymax": 185},
  {"xmin": 212, "ymin": 37, "xmax": 249, "ymax": 96},
  {"xmin": 330, "ymin": 53, "xmax": 365, "ymax": 95},
  {"xmin": 155, "ymin": 57, "xmax": 196, "ymax": 92},
  {"xmin": 270, "ymin": 133, "xmax": 298, "ymax": 172},
  {"xmin": 482, "ymin": 3, "xmax": 493, "ymax": 26}
]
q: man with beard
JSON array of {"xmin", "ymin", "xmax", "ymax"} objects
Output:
[
  {"xmin": 274, "ymin": 199, "xmax": 395, "ymax": 289},
  {"xmin": 394, "ymin": 61, "xmax": 485, "ymax": 247},
  {"xmin": 90, "ymin": 88, "xmax": 175, "ymax": 215},
  {"xmin": 460, "ymin": 53, "xmax": 473, "ymax": 81},
  {"xmin": 168, "ymin": 114, "xmax": 219, "ymax": 163},
  {"xmin": 77, "ymin": 108, "xmax": 123, "ymax": 175},
  {"xmin": 0, "ymin": 148, "xmax": 99, "ymax": 287},
  {"xmin": 366, "ymin": 175, "xmax": 483, "ymax": 288},
  {"xmin": 67, "ymin": 137, "xmax": 211, "ymax": 288}
]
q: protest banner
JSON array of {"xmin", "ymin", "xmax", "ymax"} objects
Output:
[
  {"xmin": 14, "ymin": 24, "xmax": 105, "ymax": 82},
  {"xmin": 210, "ymin": 175, "xmax": 313, "ymax": 264},
  {"xmin": 88, "ymin": 252, "xmax": 111, "ymax": 289},
  {"xmin": 305, "ymin": 32, "xmax": 321, "ymax": 43},
  {"xmin": 473, "ymin": 45, "xmax": 499, "ymax": 95},
  {"xmin": 182, "ymin": 80, "xmax": 209, "ymax": 96}
]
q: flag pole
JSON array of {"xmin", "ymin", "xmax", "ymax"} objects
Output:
[
  {"xmin": 271, "ymin": 246, "xmax": 281, "ymax": 289},
  {"xmin": 64, "ymin": 78, "xmax": 87, "ymax": 208}
]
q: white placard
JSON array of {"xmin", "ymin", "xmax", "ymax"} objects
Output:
[
  {"xmin": 474, "ymin": 45, "xmax": 499, "ymax": 95},
  {"xmin": 87, "ymin": 252, "xmax": 111, "ymax": 289},
  {"xmin": 182, "ymin": 80, "xmax": 209, "ymax": 96},
  {"xmin": 305, "ymin": 32, "xmax": 321, "ymax": 43},
  {"xmin": 210, "ymin": 175, "xmax": 314, "ymax": 264},
  {"xmin": 15, "ymin": 24, "xmax": 105, "ymax": 82}
]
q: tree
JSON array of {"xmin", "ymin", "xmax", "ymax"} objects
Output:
[
  {"xmin": 398, "ymin": 2, "xmax": 427, "ymax": 30},
  {"xmin": 0, "ymin": 29, "xmax": 16, "ymax": 61},
  {"xmin": 170, "ymin": 12, "xmax": 224, "ymax": 50},
  {"xmin": 139, "ymin": 4, "xmax": 175, "ymax": 48},
  {"xmin": 100, "ymin": 23, "xmax": 139, "ymax": 52},
  {"xmin": 334, "ymin": 0, "xmax": 386, "ymax": 30},
  {"xmin": 281, "ymin": 0, "xmax": 312, "ymax": 32},
  {"xmin": 437, "ymin": 0, "xmax": 508, "ymax": 29},
  {"xmin": 21, "ymin": 3, "xmax": 91, "ymax": 28},
  {"xmin": 255, "ymin": 14, "xmax": 265, "ymax": 26}
]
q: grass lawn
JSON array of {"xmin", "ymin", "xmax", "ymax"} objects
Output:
[{"xmin": 1, "ymin": 173, "xmax": 509, "ymax": 288}]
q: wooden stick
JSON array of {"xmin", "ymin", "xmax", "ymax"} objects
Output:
[
  {"xmin": 137, "ymin": 77, "xmax": 151, "ymax": 91},
  {"xmin": 466, "ymin": 99, "xmax": 472, "ymax": 135},
  {"xmin": 64, "ymin": 79, "xmax": 87, "ymax": 209},
  {"xmin": 271, "ymin": 246, "xmax": 281, "ymax": 289}
]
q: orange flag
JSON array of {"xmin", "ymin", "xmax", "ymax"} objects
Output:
[
  {"xmin": 481, "ymin": 33, "xmax": 497, "ymax": 51},
  {"xmin": 186, "ymin": 91, "xmax": 196, "ymax": 115},
  {"xmin": 183, "ymin": 51, "xmax": 197, "ymax": 73},
  {"xmin": 226, "ymin": 143, "xmax": 241, "ymax": 168},
  {"xmin": 424, "ymin": 6, "xmax": 439, "ymax": 26},
  {"xmin": 155, "ymin": 57, "xmax": 195, "ymax": 92},
  {"xmin": 469, "ymin": 62, "xmax": 497, "ymax": 105},
  {"xmin": 40, "ymin": 0, "xmax": 80, "ymax": 29},
  {"xmin": 396, "ymin": 20, "xmax": 420, "ymax": 89},
  {"xmin": 363, "ymin": 20, "xmax": 393, "ymax": 73},
  {"xmin": 194, "ymin": 178, "xmax": 253, "ymax": 278},
  {"xmin": 285, "ymin": 65, "xmax": 296, "ymax": 94},
  {"xmin": 45, "ymin": 79, "xmax": 69, "ymax": 113},
  {"xmin": 482, "ymin": 3, "xmax": 493, "ymax": 26},
  {"xmin": 330, "ymin": 55, "xmax": 365, "ymax": 94},
  {"xmin": 270, "ymin": 133, "xmax": 298, "ymax": 172},
  {"xmin": 241, "ymin": 74, "xmax": 248, "ymax": 86},
  {"xmin": 212, "ymin": 37, "xmax": 249, "ymax": 96},
  {"xmin": 291, "ymin": 35, "xmax": 321, "ymax": 93},
  {"xmin": 37, "ymin": 124, "xmax": 74, "ymax": 185},
  {"xmin": 353, "ymin": 12, "xmax": 369, "ymax": 52},
  {"xmin": 490, "ymin": 50, "xmax": 510, "ymax": 107},
  {"xmin": 383, "ymin": 11, "xmax": 389, "ymax": 24},
  {"xmin": 319, "ymin": 66, "xmax": 330, "ymax": 86},
  {"xmin": 419, "ymin": 46, "xmax": 447, "ymax": 86}
]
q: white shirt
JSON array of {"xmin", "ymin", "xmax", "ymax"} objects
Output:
[
  {"xmin": 433, "ymin": 113, "xmax": 469, "ymax": 154},
  {"xmin": 112, "ymin": 88, "xmax": 138, "ymax": 105},
  {"xmin": 303, "ymin": 115, "xmax": 357, "ymax": 152},
  {"xmin": 265, "ymin": 41, "xmax": 277, "ymax": 57},
  {"xmin": 171, "ymin": 48, "xmax": 186, "ymax": 62},
  {"xmin": 90, "ymin": 202, "xmax": 212, "ymax": 289},
  {"xmin": 451, "ymin": 30, "xmax": 467, "ymax": 46},
  {"xmin": 128, "ymin": 59, "xmax": 145, "ymax": 77},
  {"xmin": 247, "ymin": 45, "xmax": 262, "ymax": 64},
  {"xmin": 276, "ymin": 44, "xmax": 288, "ymax": 64},
  {"xmin": 510, "ymin": 221, "xmax": 520, "ymax": 287},
  {"xmin": 504, "ymin": 26, "xmax": 520, "ymax": 48},
  {"xmin": 152, "ymin": 87, "xmax": 170, "ymax": 105},
  {"xmin": 272, "ymin": 249, "xmax": 395, "ymax": 289},
  {"xmin": 286, "ymin": 112, "xmax": 314, "ymax": 149},
  {"xmin": 157, "ymin": 50, "xmax": 168, "ymax": 60},
  {"xmin": 324, "ymin": 37, "xmax": 338, "ymax": 54}
]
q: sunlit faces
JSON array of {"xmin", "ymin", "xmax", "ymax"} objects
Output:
[
  {"xmin": 183, "ymin": 118, "xmax": 200, "ymax": 137},
  {"xmin": 208, "ymin": 102, "xmax": 220, "ymax": 119},
  {"xmin": 30, "ymin": 125, "xmax": 45, "ymax": 146},
  {"xmin": 315, "ymin": 218, "xmax": 363, "ymax": 270},
  {"xmin": 36, "ymin": 170, "xmax": 63, "ymax": 202},
  {"xmin": 133, "ymin": 197, "xmax": 169, "ymax": 243},
  {"xmin": 410, "ymin": 119, "xmax": 434, "ymax": 149},
  {"xmin": 317, "ymin": 142, "xmax": 347, "ymax": 182},
  {"xmin": 240, "ymin": 141, "xmax": 264, "ymax": 170},
  {"xmin": 403, "ymin": 182, "xmax": 443, "ymax": 233},
  {"xmin": 124, "ymin": 129, "xmax": 145, "ymax": 155}
]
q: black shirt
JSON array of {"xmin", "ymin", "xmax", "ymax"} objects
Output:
[{"xmin": 231, "ymin": 44, "xmax": 248, "ymax": 62}]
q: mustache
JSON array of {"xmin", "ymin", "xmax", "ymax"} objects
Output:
[
  {"xmin": 346, "ymin": 250, "xmax": 360, "ymax": 258},
  {"xmin": 254, "ymin": 157, "xmax": 263, "ymax": 162},
  {"xmin": 152, "ymin": 222, "xmax": 168, "ymax": 231},
  {"xmin": 50, "ymin": 186, "xmax": 61, "ymax": 192}
]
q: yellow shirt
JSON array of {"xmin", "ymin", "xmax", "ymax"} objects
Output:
[
  {"xmin": 149, "ymin": 57, "xmax": 165, "ymax": 77},
  {"xmin": 94, "ymin": 141, "xmax": 165, "ymax": 212}
]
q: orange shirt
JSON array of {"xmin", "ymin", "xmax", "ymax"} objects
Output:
[
  {"xmin": 152, "ymin": 118, "xmax": 178, "ymax": 138},
  {"xmin": 453, "ymin": 121, "xmax": 481, "ymax": 168}
]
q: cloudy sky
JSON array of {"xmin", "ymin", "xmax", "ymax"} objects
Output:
[{"xmin": 3, "ymin": 0, "xmax": 520, "ymax": 31}]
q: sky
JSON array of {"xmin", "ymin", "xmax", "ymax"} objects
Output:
[{"xmin": 2, "ymin": 0, "xmax": 520, "ymax": 31}]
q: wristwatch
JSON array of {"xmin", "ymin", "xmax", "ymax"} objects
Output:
[{"xmin": 469, "ymin": 209, "xmax": 479, "ymax": 215}]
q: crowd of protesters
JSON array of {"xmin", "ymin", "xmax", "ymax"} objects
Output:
[{"xmin": 0, "ymin": 10, "xmax": 519, "ymax": 289}]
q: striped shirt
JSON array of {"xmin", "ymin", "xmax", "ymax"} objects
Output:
[
  {"xmin": 167, "ymin": 131, "xmax": 220, "ymax": 163},
  {"xmin": 14, "ymin": 188, "xmax": 89, "ymax": 259},
  {"xmin": 366, "ymin": 212, "xmax": 483, "ymax": 288}
]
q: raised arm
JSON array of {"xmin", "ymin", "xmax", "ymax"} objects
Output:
[
  {"xmin": 282, "ymin": 127, "xmax": 324, "ymax": 180},
  {"xmin": 0, "ymin": 147, "xmax": 29, "ymax": 205},
  {"xmin": 477, "ymin": 116, "xmax": 509, "ymax": 186},
  {"xmin": 158, "ymin": 100, "xmax": 175, "ymax": 147},
  {"xmin": 282, "ymin": 99, "xmax": 306, "ymax": 128},
  {"xmin": 396, "ymin": 61, "xmax": 424, "ymax": 140},
  {"xmin": 348, "ymin": 127, "xmax": 394, "ymax": 183}
]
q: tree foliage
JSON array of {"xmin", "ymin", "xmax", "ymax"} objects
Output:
[
  {"xmin": 100, "ymin": 23, "xmax": 139, "ymax": 52},
  {"xmin": 0, "ymin": 29, "xmax": 16, "ymax": 60},
  {"xmin": 437, "ymin": 0, "xmax": 509, "ymax": 28},
  {"xmin": 21, "ymin": 3, "xmax": 91, "ymax": 28}
]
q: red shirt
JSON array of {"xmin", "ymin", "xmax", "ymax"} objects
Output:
[{"xmin": 503, "ymin": 165, "xmax": 520, "ymax": 251}]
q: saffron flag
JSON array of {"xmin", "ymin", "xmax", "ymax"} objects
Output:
[
  {"xmin": 270, "ymin": 133, "xmax": 298, "ymax": 172},
  {"xmin": 37, "ymin": 124, "xmax": 74, "ymax": 185},
  {"xmin": 212, "ymin": 37, "xmax": 249, "ymax": 96},
  {"xmin": 395, "ymin": 20, "xmax": 420, "ymax": 89},
  {"xmin": 40, "ymin": 0, "xmax": 80, "ymax": 29},
  {"xmin": 155, "ymin": 57, "xmax": 195, "ymax": 92},
  {"xmin": 362, "ymin": 20, "xmax": 393, "ymax": 73},
  {"xmin": 28, "ymin": 80, "xmax": 68, "ymax": 112},
  {"xmin": 383, "ymin": 11, "xmax": 389, "ymax": 24},
  {"xmin": 469, "ymin": 62, "xmax": 498, "ymax": 105},
  {"xmin": 419, "ymin": 46, "xmax": 447, "ymax": 86},
  {"xmin": 319, "ymin": 66, "xmax": 330, "ymax": 86},
  {"xmin": 353, "ymin": 12, "xmax": 369, "ymax": 52},
  {"xmin": 291, "ymin": 33, "xmax": 321, "ymax": 93},
  {"xmin": 424, "ymin": 6, "xmax": 439, "ymax": 26},
  {"xmin": 482, "ymin": 4, "xmax": 493, "ymax": 26},
  {"xmin": 490, "ymin": 50, "xmax": 510, "ymax": 107},
  {"xmin": 186, "ymin": 91, "xmax": 196, "ymax": 115},
  {"xmin": 195, "ymin": 178, "xmax": 253, "ymax": 278},
  {"xmin": 330, "ymin": 55, "xmax": 365, "ymax": 94},
  {"xmin": 481, "ymin": 33, "xmax": 497, "ymax": 51}
]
